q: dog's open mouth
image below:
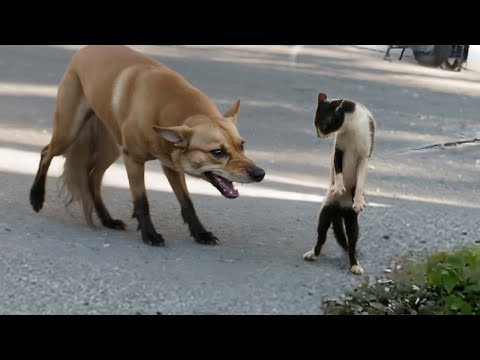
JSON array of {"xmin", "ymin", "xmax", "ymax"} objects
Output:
[{"xmin": 205, "ymin": 172, "xmax": 239, "ymax": 199}]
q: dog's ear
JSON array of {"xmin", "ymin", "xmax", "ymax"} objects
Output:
[
  {"xmin": 224, "ymin": 99, "xmax": 240, "ymax": 117},
  {"xmin": 318, "ymin": 93, "xmax": 327, "ymax": 102},
  {"xmin": 224, "ymin": 99, "xmax": 240, "ymax": 125},
  {"xmin": 330, "ymin": 99, "xmax": 344, "ymax": 111},
  {"xmin": 153, "ymin": 125, "xmax": 193, "ymax": 148}
]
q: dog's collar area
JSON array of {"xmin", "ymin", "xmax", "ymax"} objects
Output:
[{"xmin": 205, "ymin": 172, "xmax": 239, "ymax": 199}]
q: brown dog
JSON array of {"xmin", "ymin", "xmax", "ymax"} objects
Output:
[{"xmin": 30, "ymin": 45, "xmax": 265, "ymax": 246}]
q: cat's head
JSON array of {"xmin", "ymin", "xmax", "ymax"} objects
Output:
[{"xmin": 314, "ymin": 92, "xmax": 356, "ymax": 138}]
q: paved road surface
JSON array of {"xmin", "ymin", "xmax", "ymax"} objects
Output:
[{"xmin": 1, "ymin": 45, "xmax": 479, "ymax": 314}]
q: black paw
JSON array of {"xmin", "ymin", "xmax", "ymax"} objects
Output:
[
  {"xmin": 194, "ymin": 232, "xmax": 220, "ymax": 245},
  {"xmin": 30, "ymin": 187, "xmax": 44, "ymax": 212},
  {"xmin": 141, "ymin": 229, "xmax": 165, "ymax": 247},
  {"xmin": 102, "ymin": 218, "xmax": 127, "ymax": 230}
]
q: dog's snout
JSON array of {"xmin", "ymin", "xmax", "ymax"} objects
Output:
[{"xmin": 248, "ymin": 167, "xmax": 265, "ymax": 182}]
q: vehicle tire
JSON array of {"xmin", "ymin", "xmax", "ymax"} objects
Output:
[
  {"xmin": 413, "ymin": 45, "xmax": 452, "ymax": 67},
  {"xmin": 440, "ymin": 58, "xmax": 464, "ymax": 71}
]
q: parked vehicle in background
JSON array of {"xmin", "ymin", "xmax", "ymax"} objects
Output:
[{"xmin": 384, "ymin": 45, "xmax": 469, "ymax": 71}]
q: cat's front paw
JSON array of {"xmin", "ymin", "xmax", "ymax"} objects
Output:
[
  {"xmin": 330, "ymin": 183, "xmax": 346, "ymax": 196},
  {"xmin": 353, "ymin": 197, "xmax": 366, "ymax": 214}
]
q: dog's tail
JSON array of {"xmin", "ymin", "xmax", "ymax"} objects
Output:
[{"xmin": 60, "ymin": 114, "xmax": 118, "ymax": 227}]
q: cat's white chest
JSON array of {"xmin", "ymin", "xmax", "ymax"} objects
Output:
[{"xmin": 335, "ymin": 112, "xmax": 370, "ymax": 156}]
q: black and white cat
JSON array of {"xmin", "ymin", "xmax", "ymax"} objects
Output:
[{"xmin": 303, "ymin": 92, "xmax": 375, "ymax": 275}]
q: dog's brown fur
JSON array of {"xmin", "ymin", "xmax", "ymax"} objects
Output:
[{"xmin": 30, "ymin": 45, "xmax": 265, "ymax": 246}]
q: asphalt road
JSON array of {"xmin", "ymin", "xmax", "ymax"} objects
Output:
[{"xmin": 1, "ymin": 45, "xmax": 479, "ymax": 314}]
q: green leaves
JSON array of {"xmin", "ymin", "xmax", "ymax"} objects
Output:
[
  {"xmin": 465, "ymin": 283, "xmax": 480, "ymax": 293},
  {"xmin": 323, "ymin": 246, "xmax": 480, "ymax": 315},
  {"xmin": 426, "ymin": 263, "xmax": 460, "ymax": 294},
  {"xmin": 444, "ymin": 294, "xmax": 472, "ymax": 314},
  {"xmin": 423, "ymin": 247, "xmax": 480, "ymax": 314},
  {"xmin": 442, "ymin": 273, "xmax": 458, "ymax": 294}
]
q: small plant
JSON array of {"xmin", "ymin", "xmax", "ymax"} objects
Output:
[
  {"xmin": 423, "ymin": 248, "xmax": 480, "ymax": 314},
  {"xmin": 323, "ymin": 246, "xmax": 480, "ymax": 315}
]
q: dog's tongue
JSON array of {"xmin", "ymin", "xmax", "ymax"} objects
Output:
[{"xmin": 212, "ymin": 174, "xmax": 239, "ymax": 199}]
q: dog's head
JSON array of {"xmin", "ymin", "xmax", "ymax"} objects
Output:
[
  {"xmin": 153, "ymin": 100, "xmax": 265, "ymax": 199},
  {"xmin": 314, "ymin": 92, "xmax": 356, "ymax": 138}
]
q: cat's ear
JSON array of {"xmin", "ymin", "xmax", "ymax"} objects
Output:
[
  {"xmin": 318, "ymin": 93, "xmax": 327, "ymax": 102},
  {"xmin": 330, "ymin": 99, "xmax": 343, "ymax": 111}
]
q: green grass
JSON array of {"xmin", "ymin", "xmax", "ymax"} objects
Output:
[{"xmin": 323, "ymin": 246, "xmax": 480, "ymax": 315}]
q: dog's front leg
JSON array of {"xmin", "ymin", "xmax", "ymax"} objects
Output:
[
  {"xmin": 163, "ymin": 165, "xmax": 219, "ymax": 245},
  {"xmin": 124, "ymin": 153, "xmax": 165, "ymax": 246},
  {"xmin": 353, "ymin": 157, "xmax": 369, "ymax": 214}
]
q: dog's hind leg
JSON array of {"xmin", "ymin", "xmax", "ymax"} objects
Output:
[
  {"xmin": 86, "ymin": 118, "xmax": 125, "ymax": 230},
  {"xmin": 303, "ymin": 205, "xmax": 332, "ymax": 261},
  {"xmin": 123, "ymin": 153, "xmax": 164, "ymax": 246},
  {"xmin": 30, "ymin": 69, "xmax": 91, "ymax": 213},
  {"xmin": 343, "ymin": 209, "xmax": 363, "ymax": 275},
  {"xmin": 162, "ymin": 165, "xmax": 219, "ymax": 245}
]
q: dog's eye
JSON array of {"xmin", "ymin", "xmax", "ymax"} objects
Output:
[
  {"xmin": 210, "ymin": 149, "xmax": 227, "ymax": 158},
  {"xmin": 240, "ymin": 142, "xmax": 245, "ymax": 151}
]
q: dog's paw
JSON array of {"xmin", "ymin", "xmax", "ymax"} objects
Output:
[
  {"xmin": 30, "ymin": 194, "xmax": 44, "ymax": 212},
  {"xmin": 303, "ymin": 250, "xmax": 318, "ymax": 261},
  {"xmin": 195, "ymin": 232, "xmax": 220, "ymax": 245},
  {"xmin": 353, "ymin": 197, "xmax": 367, "ymax": 214},
  {"xmin": 30, "ymin": 186, "xmax": 45, "ymax": 212},
  {"xmin": 330, "ymin": 183, "xmax": 346, "ymax": 196},
  {"xmin": 103, "ymin": 218, "xmax": 127, "ymax": 231},
  {"xmin": 141, "ymin": 230, "xmax": 165, "ymax": 247},
  {"xmin": 350, "ymin": 265, "xmax": 364, "ymax": 275}
]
